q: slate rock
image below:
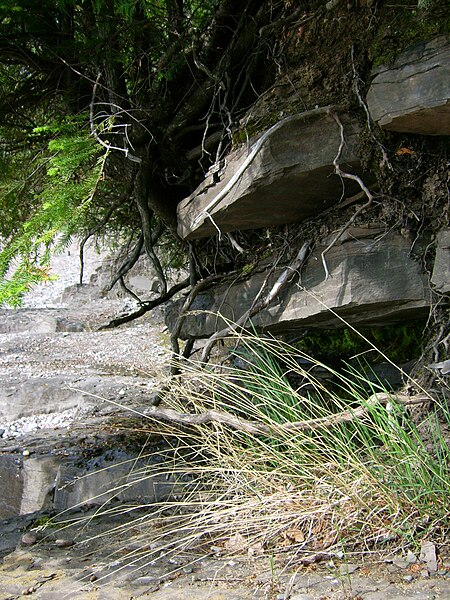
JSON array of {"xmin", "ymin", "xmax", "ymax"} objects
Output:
[
  {"xmin": 431, "ymin": 229, "xmax": 450, "ymax": 293},
  {"xmin": 177, "ymin": 112, "xmax": 368, "ymax": 240},
  {"xmin": 367, "ymin": 36, "xmax": 450, "ymax": 135},
  {"xmin": 168, "ymin": 228, "xmax": 430, "ymax": 339}
]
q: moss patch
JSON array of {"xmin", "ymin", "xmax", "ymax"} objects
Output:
[
  {"xmin": 295, "ymin": 321, "xmax": 426, "ymax": 365},
  {"xmin": 370, "ymin": 1, "xmax": 450, "ymax": 68}
]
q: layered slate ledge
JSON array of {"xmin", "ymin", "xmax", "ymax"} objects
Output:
[
  {"xmin": 367, "ymin": 36, "xmax": 450, "ymax": 135},
  {"xmin": 432, "ymin": 229, "xmax": 450, "ymax": 294},
  {"xmin": 177, "ymin": 112, "xmax": 368, "ymax": 240},
  {"xmin": 167, "ymin": 228, "xmax": 431, "ymax": 339}
]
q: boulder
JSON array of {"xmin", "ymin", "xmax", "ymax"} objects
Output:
[
  {"xmin": 367, "ymin": 36, "xmax": 450, "ymax": 135},
  {"xmin": 431, "ymin": 229, "xmax": 450, "ymax": 294},
  {"xmin": 168, "ymin": 227, "xmax": 431, "ymax": 338},
  {"xmin": 177, "ymin": 112, "xmax": 368, "ymax": 240}
]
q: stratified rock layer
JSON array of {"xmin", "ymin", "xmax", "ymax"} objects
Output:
[
  {"xmin": 432, "ymin": 229, "xmax": 450, "ymax": 294},
  {"xmin": 177, "ymin": 112, "xmax": 367, "ymax": 239},
  {"xmin": 168, "ymin": 228, "xmax": 431, "ymax": 338},
  {"xmin": 367, "ymin": 36, "xmax": 450, "ymax": 135}
]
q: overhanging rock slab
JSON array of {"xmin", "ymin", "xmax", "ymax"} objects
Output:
[
  {"xmin": 169, "ymin": 228, "xmax": 431, "ymax": 338},
  {"xmin": 177, "ymin": 112, "xmax": 367, "ymax": 240},
  {"xmin": 367, "ymin": 36, "xmax": 450, "ymax": 135}
]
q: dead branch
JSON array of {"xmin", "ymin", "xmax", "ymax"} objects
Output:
[
  {"xmin": 89, "ymin": 72, "xmax": 142, "ymax": 164},
  {"xmin": 321, "ymin": 110, "xmax": 375, "ymax": 279},
  {"xmin": 144, "ymin": 393, "xmax": 430, "ymax": 438},
  {"xmin": 99, "ymin": 277, "xmax": 190, "ymax": 329},
  {"xmin": 200, "ymin": 242, "xmax": 310, "ymax": 362}
]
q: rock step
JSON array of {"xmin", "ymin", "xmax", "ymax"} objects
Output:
[
  {"xmin": 0, "ymin": 419, "xmax": 180, "ymax": 520},
  {"xmin": 177, "ymin": 112, "xmax": 369, "ymax": 240},
  {"xmin": 0, "ymin": 308, "xmax": 86, "ymax": 334},
  {"xmin": 0, "ymin": 373, "xmax": 157, "ymax": 423},
  {"xmin": 168, "ymin": 227, "xmax": 431, "ymax": 338}
]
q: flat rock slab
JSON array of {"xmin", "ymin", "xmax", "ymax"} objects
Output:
[
  {"xmin": 1, "ymin": 535, "xmax": 450, "ymax": 600},
  {"xmin": 169, "ymin": 228, "xmax": 430, "ymax": 338},
  {"xmin": 367, "ymin": 36, "xmax": 450, "ymax": 135},
  {"xmin": 177, "ymin": 112, "xmax": 367, "ymax": 240},
  {"xmin": 0, "ymin": 308, "xmax": 85, "ymax": 334}
]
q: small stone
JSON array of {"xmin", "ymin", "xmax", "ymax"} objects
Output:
[
  {"xmin": 421, "ymin": 569, "xmax": 430, "ymax": 578},
  {"xmin": 22, "ymin": 450, "xmax": 30, "ymax": 457},
  {"xmin": 406, "ymin": 550, "xmax": 418, "ymax": 564},
  {"xmin": 182, "ymin": 566, "xmax": 193, "ymax": 574},
  {"xmin": 392, "ymin": 556, "xmax": 409, "ymax": 569},
  {"xmin": 22, "ymin": 587, "xmax": 35, "ymax": 595},
  {"xmin": 403, "ymin": 575, "xmax": 414, "ymax": 582},
  {"xmin": 339, "ymin": 563, "xmax": 359, "ymax": 576},
  {"xmin": 420, "ymin": 541, "xmax": 438, "ymax": 572},
  {"xmin": 437, "ymin": 569, "xmax": 448, "ymax": 576},
  {"xmin": 89, "ymin": 574, "xmax": 97, "ymax": 582},
  {"xmin": 21, "ymin": 533, "xmax": 37, "ymax": 546},
  {"xmin": 54, "ymin": 538, "xmax": 74, "ymax": 547}
]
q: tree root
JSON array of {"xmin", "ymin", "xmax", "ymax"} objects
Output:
[
  {"xmin": 99, "ymin": 277, "xmax": 190, "ymax": 330},
  {"xmin": 144, "ymin": 392, "xmax": 430, "ymax": 438},
  {"xmin": 321, "ymin": 110, "xmax": 375, "ymax": 280},
  {"xmin": 200, "ymin": 242, "xmax": 310, "ymax": 363}
]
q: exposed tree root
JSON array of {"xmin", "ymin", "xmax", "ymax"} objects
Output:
[
  {"xmin": 321, "ymin": 110, "xmax": 375, "ymax": 279},
  {"xmin": 200, "ymin": 242, "xmax": 310, "ymax": 363},
  {"xmin": 169, "ymin": 272, "xmax": 233, "ymax": 373},
  {"xmin": 99, "ymin": 277, "xmax": 190, "ymax": 330},
  {"xmin": 144, "ymin": 392, "xmax": 429, "ymax": 438},
  {"xmin": 108, "ymin": 233, "xmax": 144, "ymax": 291}
]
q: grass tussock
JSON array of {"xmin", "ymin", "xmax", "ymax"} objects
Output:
[{"xmin": 43, "ymin": 332, "xmax": 450, "ymax": 579}]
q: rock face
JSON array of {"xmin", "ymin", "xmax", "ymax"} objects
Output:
[
  {"xmin": 0, "ymin": 441, "xmax": 179, "ymax": 519},
  {"xmin": 367, "ymin": 36, "xmax": 450, "ymax": 135},
  {"xmin": 177, "ymin": 112, "xmax": 368, "ymax": 240},
  {"xmin": 169, "ymin": 228, "xmax": 431, "ymax": 338},
  {"xmin": 432, "ymin": 229, "xmax": 450, "ymax": 294}
]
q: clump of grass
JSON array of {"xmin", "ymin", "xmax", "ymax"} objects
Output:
[{"xmin": 43, "ymin": 332, "xmax": 450, "ymax": 583}]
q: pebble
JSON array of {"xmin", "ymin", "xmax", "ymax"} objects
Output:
[
  {"xmin": 22, "ymin": 450, "xmax": 30, "ymax": 457},
  {"xmin": 21, "ymin": 533, "xmax": 37, "ymax": 546},
  {"xmin": 403, "ymin": 575, "xmax": 414, "ymax": 582},
  {"xmin": 54, "ymin": 538, "xmax": 74, "ymax": 548},
  {"xmin": 339, "ymin": 563, "xmax": 359, "ymax": 575},
  {"xmin": 22, "ymin": 587, "xmax": 35, "ymax": 595}
]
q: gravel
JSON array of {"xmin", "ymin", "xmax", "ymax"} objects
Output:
[{"xmin": 0, "ymin": 241, "xmax": 171, "ymax": 439}]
